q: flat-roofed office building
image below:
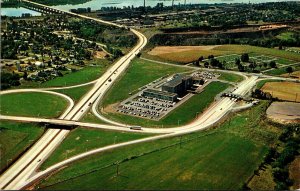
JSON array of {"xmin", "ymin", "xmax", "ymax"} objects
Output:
[
  {"xmin": 162, "ymin": 74, "xmax": 193, "ymax": 97},
  {"xmin": 142, "ymin": 89, "xmax": 178, "ymax": 102}
]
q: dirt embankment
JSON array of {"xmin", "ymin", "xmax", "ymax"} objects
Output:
[{"xmin": 266, "ymin": 102, "xmax": 300, "ymax": 124}]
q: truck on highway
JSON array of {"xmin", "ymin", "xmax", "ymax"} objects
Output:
[{"xmin": 129, "ymin": 126, "xmax": 142, "ymax": 130}]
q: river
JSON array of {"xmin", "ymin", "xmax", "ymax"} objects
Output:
[{"xmin": 1, "ymin": 0, "xmax": 296, "ymax": 17}]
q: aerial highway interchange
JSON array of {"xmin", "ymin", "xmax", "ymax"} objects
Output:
[{"xmin": 0, "ymin": 0, "xmax": 299, "ymax": 190}]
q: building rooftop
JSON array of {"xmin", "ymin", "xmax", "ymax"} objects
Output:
[
  {"xmin": 163, "ymin": 74, "xmax": 191, "ymax": 87},
  {"xmin": 144, "ymin": 89, "xmax": 177, "ymax": 97}
]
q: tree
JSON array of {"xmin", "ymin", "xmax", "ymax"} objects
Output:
[
  {"xmin": 269, "ymin": 61, "xmax": 277, "ymax": 68},
  {"xmin": 23, "ymin": 71, "xmax": 28, "ymax": 80},
  {"xmin": 263, "ymin": 62, "xmax": 268, "ymax": 68},
  {"xmin": 198, "ymin": 56, "xmax": 204, "ymax": 62},
  {"xmin": 204, "ymin": 62, "xmax": 209, "ymax": 68},
  {"xmin": 208, "ymin": 55, "xmax": 214, "ymax": 59},
  {"xmin": 235, "ymin": 58, "xmax": 241, "ymax": 66},
  {"xmin": 241, "ymin": 53, "xmax": 249, "ymax": 62},
  {"xmin": 249, "ymin": 63, "xmax": 255, "ymax": 71},
  {"xmin": 217, "ymin": 62, "xmax": 224, "ymax": 69},
  {"xmin": 238, "ymin": 64, "xmax": 245, "ymax": 72},
  {"xmin": 210, "ymin": 58, "xmax": 219, "ymax": 67},
  {"xmin": 286, "ymin": 66, "xmax": 293, "ymax": 75}
]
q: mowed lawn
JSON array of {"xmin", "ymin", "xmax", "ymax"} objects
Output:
[
  {"xmin": 103, "ymin": 82, "xmax": 230, "ymax": 127},
  {"xmin": 41, "ymin": 65, "xmax": 107, "ymax": 87},
  {"xmin": 0, "ymin": 121, "xmax": 44, "ymax": 172},
  {"xmin": 53, "ymin": 84, "xmax": 94, "ymax": 103},
  {"xmin": 0, "ymin": 92, "xmax": 69, "ymax": 118},
  {"xmin": 19, "ymin": 59, "xmax": 110, "ymax": 88},
  {"xmin": 218, "ymin": 72, "xmax": 244, "ymax": 83},
  {"xmin": 41, "ymin": 128, "xmax": 151, "ymax": 169},
  {"xmin": 147, "ymin": 45, "xmax": 300, "ymax": 64},
  {"xmin": 38, "ymin": 101, "xmax": 279, "ymax": 190},
  {"xmin": 261, "ymin": 82, "xmax": 300, "ymax": 102},
  {"xmin": 102, "ymin": 58, "xmax": 193, "ymax": 107},
  {"xmin": 264, "ymin": 64, "xmax": 300, "ymax": 76}
]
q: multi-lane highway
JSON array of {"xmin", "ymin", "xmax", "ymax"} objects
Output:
[
  {"xmin": 0, "ymin": 76, "xmax": 256, "ymax": 135},
  {"xmin": 0, "ymin": 2, "xmax": 147, "ymax": 189},
  {"xmin": 0, "ymin": 75, "xmax": 258, "ymax": 190},
  {"xmin": 0, "ymin": 1, "xmax": 295, "ymax": 190}
]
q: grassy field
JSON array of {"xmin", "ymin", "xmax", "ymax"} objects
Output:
[
  {"xmin": 289, "ymin": 157, "xmax": 300, "ymax": 190},
  {"xmin": 261, "ymin": 82, "xmax": 300, "ymax": 102},
  {"xmin": 217, "ymin": 72, "xmax": 244, "ymax": 83},
  {"xmin": 264, "ymin": 64, "xmax": 300, "ymax": 76},
  {"xmin": 276, "ymin": 32, "xmax": 296, "ymax": 41},
  {"xmin": 256, "ymin": 79, "xmax": 282, "ymax": 89},
  {"xmin": 281, "ymin": 70, "xmax": 300, "ymax": 79},
  {"xmin": 214, "ymin": 45, "xmax": 300, "ymax": 62},
  {"xmin": 37, "ymin": 101, "xmax": 282, "ymax": 190},
  {"xmin": 147, "ymin": 45, "xmax": 230, "ymax": 64},
  {"xmin": 19, "ymin": 59, "xmax": 110, "ymax": 88},
  {"xmin": 53, "ymin": 84, "xmax": 93, "ymax": 103},
  {"xmin": 0, "ymin": 121, "xmax": 44, "ymax": 172},
  {"xmin": 147, "ymin": 45, "xmax": 300, "ymax": 64},
  {"xmin": 248, "ymin": 165, "xmax": 276, "ymax": 190},
  {"xmin": 0, "ymin": 92, "xmax": 69, "ymax": 118},
  {"xmin": 102, "ymin": 58, "xmax": 193, "ymax": 107},
  {"xmin": 41, "ymin": 65, "xmax": 107, "ymax": 87},
  {"xmin": 41, "ymin": 128, "xmax": 151, "ymax": 169},
  {"xmin": 80, "ymin": 111, "xmax": 107, "ymax": 124},
  {"xmin": 103, "ymin": 82, "xmax": 230, "ymax": 127}
]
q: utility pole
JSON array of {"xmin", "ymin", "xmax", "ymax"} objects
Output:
[
  {"xmin": 180, "ymin": 136, "xmax": 183, "ymax": 149},
  {"xmin": 295, "ymin": 93, "xmax": 298, "ymax": 102},
  {"xmin": 116, "ymin": 162, "xmax": 120, "ymax": 176}
]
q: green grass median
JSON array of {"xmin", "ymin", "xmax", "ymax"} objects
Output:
[
  {"xmin": 0, "ymin": 92, "xmax": 69, "ymax": 118},
  {"xmin": 41, "ymin": 128, "xmax": 151, "ymax": 169},
  {"xmin": 0, "ymin": 121, "xmax": 44, "ymax": 172}
]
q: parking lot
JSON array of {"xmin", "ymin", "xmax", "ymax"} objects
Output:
[
  {"xmin": 117, "ymin": 96, "xmax": 176, "ymax": 120},
  {"xmin": 116, "ymin": 71, "xmax": 217, "ymax": 120}
]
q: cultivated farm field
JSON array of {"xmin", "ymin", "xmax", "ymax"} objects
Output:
[
  {"xmin": 147, "ymin": 45, "xmax": 300, "ymax": 65},
  {"xmin": 261, "ymin": 82, "xmax": 300, "ymax": 102}
]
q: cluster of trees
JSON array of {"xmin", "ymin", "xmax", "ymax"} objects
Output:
[
  {"xmin": 252, "ymin": 89, "xmax": 273, "ymax": 100},
  {"xmin": 1, "ymin": 0, "xmax": 21, "ymax": 8},
  {"xmin": 272, "ymin": 125, "xmax": 299, "ymax": 190},
  {"xmin": 69, "ymin": 20, "xmax": 137, "ymax": 53},
  {"xmin": 151, "ymin": 30, "xmax": 300, "ymax": 49},
  {"xmin": 0, "ymin": 72, "xmax": 21, "ymax": 90},
  {"xmin": 192, "ymin": 52, "xmax": 282, "ymax": 74},
  {"xmin": 193, "ymin": 55, "xmax": 225, "ymax": 69},
  {"xmin": 253, "ymin": 123, "xmax": 299, "ymax": 190}
]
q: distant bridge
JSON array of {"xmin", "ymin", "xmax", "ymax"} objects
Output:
[
  {"xmin": 18, "ymin": 0, "xmax": 122, "ymax": 28},
  {"xmin": 20, "ymin": 0, "xmax": 68, "ymax": 15}
]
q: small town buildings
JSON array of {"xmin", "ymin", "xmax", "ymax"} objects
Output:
[{"xmin": 34, "ymin": 61, "xmax": 45, "ymax": 68}]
